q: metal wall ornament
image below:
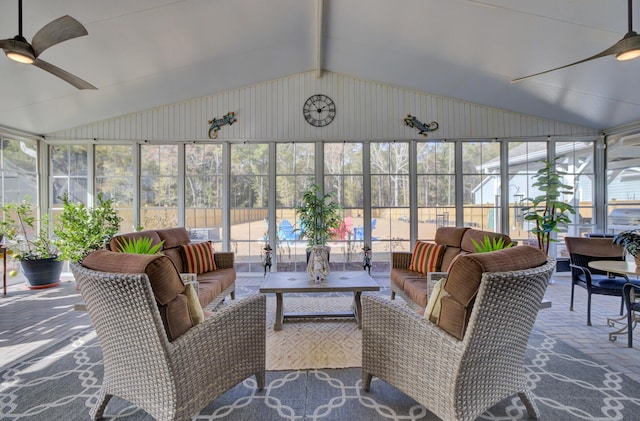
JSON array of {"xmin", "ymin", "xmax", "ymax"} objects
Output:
[
  {"xmin": 404, "ymin": 114, "xmax": 439, "ymax": 137},
  {"xmin": 207, "ymin": 111, "xmax": 237, "ymax": 139}
]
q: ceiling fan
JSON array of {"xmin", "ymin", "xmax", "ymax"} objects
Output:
[
  {"xmin": 512, "ymin": 0, "xmax": 640, "ymax": 83},
  {"xmin": 0, "ymin": 0, "xmax": 96, "ymax": 90}
]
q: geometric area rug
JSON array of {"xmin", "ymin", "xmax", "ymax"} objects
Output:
[{"xmin": 2, "ymin": 327, "xmax": 640, "ymax": 419}]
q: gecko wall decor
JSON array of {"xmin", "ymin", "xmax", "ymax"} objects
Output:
[
  {"xmin": 207, "ymin": 112, "xmax": 237, "ymax": 139},
  {"xmin": 404, "ymin": 114, "xmax": 439, "ymax": 137}
]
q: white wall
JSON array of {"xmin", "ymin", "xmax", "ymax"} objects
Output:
[{"xmin": 48, "ymin": 71, "xmax": 598, "ymax": 142}]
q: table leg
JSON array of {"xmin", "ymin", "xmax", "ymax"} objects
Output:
[
  {"xmin": 353, "ymin": 291, "xmax": 363, "ymax": 328},
  {"xmin": 274, "ymin": 292, "xmax": 284, "ymax": 331}
]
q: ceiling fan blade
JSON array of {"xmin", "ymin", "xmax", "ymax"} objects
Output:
[
  {"xmin": 32, "ymin": 58, "xmax": 96, "ymax": 90},
  {"xmin": 31, "ymin": 15, "xmax": 88, "ymax": 58},
  {"xmin": 511, "ymin": 43, "xmax": 619, "ymax": 83}
]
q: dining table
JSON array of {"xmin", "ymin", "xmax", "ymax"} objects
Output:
[{"xmin": 588, "ymin": 260, "xmax": 639, "ymax": 347}]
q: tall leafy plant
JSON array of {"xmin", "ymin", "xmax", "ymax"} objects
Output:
[
  {"xmin": 54, "ymin": 193, "xmax": 122, "ymax": 262},
  {"xmin": 522, "ymin": 158, "xmax": 576, "ymax": 256},
  {"xmin": 296, "ymin": 183, "xmax": 342, "ymax": 248}
]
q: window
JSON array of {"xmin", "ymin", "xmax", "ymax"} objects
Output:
[
  {"xmin": 462, "ymin": 141, "xmax": 501, "ymax": 231},
  {"xmin": 185, "ymin": 143, "xmax": 223, "ymax": 244},
  {"xmin": 417, "ymin": 141, "xmax": 456, "ymax": 238},
  {"xmin": 140, "ymin": 144, "xmax": 178, "ymax": 229},
  {"xmin": 230, "ymin": 143, "xmax": 268, "ymax": 272},
  {"xmin": 326, "ymin": 142, "xmax": 364, "ymax": 270},
  {"xmin": 370, "ymin": 142, "xmax": 408, "ymax": 260},
  {"xmin": 96, "ymin": 145, "xmax": 135, "ymax": 230},
  {"xmin": 275, "ymin": 142, "xmax": 314, "ymax": 271}
]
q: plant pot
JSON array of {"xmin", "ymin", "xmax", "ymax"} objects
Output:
[{"xmin": 20, "ymin": 258, "xmax": 63, "ymax": 289}]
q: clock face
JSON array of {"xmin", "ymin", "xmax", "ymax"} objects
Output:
[{"xmin": 303, "ymin": 95, "xmax": 336, "ymax": 127}]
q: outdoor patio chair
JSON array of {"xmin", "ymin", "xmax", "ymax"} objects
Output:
[
  {"xmin": 362, "ymin": 246, "xmax": 555, "ymax": 421},
  {"xmin": 71, "ymin": 262, "xmax": 266, "ymax": 420},
  {"xmin": 564, "ymin": 237, "xmax": 636, "ymax": 326}
]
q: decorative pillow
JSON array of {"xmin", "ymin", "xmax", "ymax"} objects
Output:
[
  {"xmin": 182, "ymin": 282, "xmax": 204, "ymax": 325},
  {"xmin": 180, "ymin": 242, "xmax": 216, "ymax": 274},
  {"xmin": 424, "ymin": 278, "xmax": 449, "ymax": 323},
  {"xmin": 409, "ymin": 241, "xmax": 446, "ymax": 274}
]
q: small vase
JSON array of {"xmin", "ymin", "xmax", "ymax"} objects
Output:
[{"xmin": 307, "ymin": 245, "xmax": 330, "ymax": 283}]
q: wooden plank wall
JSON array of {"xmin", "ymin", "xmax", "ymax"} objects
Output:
[{"xmin": 49, "ymin": 71, "xmax": 598, "ymax": 142}]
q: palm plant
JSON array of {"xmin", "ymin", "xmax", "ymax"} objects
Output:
[
  {"xmin": 296, "ymin": 183, "xmax": 342, "ymax": 248},
  {"xmin": 521, "ymin": 158, "xmax": 576, "ymax": 256}
]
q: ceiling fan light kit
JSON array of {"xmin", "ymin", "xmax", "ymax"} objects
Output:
[
  {"xmin": 615, "ymin": 31, "xmax": 640, "ymax": 60},
  {"xmin": 4, "ymin": 36, "xmax": 34, "ymax": 63},
  {"xmin": 513, "ymin": 0, "xmax": 640, "ymax": 82},
  {"xmin": 0, "ymin": 0, "xmax": 96, "ymax": 90}
]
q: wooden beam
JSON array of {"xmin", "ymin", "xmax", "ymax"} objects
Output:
[{"xmin": 316, "ymin": 0, "xmax": 323, "ymax": 78}]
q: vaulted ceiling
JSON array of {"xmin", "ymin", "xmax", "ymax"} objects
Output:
[{"xmin": 1, "ymin": 0, "xmax": 640, "ymax": 135}]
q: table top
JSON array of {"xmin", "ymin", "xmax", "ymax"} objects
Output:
[
  {"xmin": 588, "ymin": 260, "xmax": 639, "ymax": 276},
  {"xmin": 260, "ymin": 271, "xmax": 380, "ymax": 293}
]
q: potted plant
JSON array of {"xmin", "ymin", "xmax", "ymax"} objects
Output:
[
  {"xmin": 1, "ymin": 201, "xmax": 62, "ymax": 288},
  {"xmin": 522, "ymin": 158, "xmax": 576, "ymax": 256},
  {"xmin": 613, "ymin": 228, "xmax": 640, "ymax": 266},
  {"xmin": 296, "ymin": 183, "xmax": 342, "ymax": 280},
  {"xmin": 54, "ymin": 193, "xmax": 122, "ymax": 262}
]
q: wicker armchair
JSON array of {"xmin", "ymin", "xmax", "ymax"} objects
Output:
[
  {"xmin": 71, "ymin": 263, "xmax": 266, "ymax": 421},
  {"xmin": 362, "ymin": 254, "xmax": 555, "ymax": 421}
]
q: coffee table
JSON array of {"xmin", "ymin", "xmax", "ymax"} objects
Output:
[{"xmin": 259, "ymin": 271, "xmax": 380, "ymax": 331}]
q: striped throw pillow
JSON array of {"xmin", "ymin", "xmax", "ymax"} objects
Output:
[
  {"xmin": 181, "ymin": 242, "xmax": 216, "ymax": 274},
  {"xmin": 409, "ymin": 241, "xmax": 445, "ymax": 274}
]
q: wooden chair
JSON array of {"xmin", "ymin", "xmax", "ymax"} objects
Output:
[{"xmin": 564, "ymin": 237, "xmax": 633, "ymax": 326}]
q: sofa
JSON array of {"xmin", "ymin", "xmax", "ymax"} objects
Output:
[
  {"xmin": 109, "ymin": 227, "xmax": 236, "ymax": 310},
  {"xmin": 390, "ymin": 226, "xmax": 512, "ymax": 311}
]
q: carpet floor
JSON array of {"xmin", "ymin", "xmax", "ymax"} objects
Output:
[
  {"xmin": 266, "ymin": 296, "xmax": 361, "ymax": 370},
  {"xmin": 2, "ymin": 296, "xmax": 640, "ymax": 420}
]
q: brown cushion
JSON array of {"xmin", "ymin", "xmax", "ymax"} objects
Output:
[
  {"xmin": 434, "ymin": 227, "xmax": 469, "ymax": 247},
  {"xmin": 438, "ymin": 245, "xmax": 547, "ymax": 340},
  {"xmin": 109, "ymin": 230, "xmax": 163, "ymax": 252},
  {"xmin": 82, "ymin": 249, "xmax": 191, "ymax": 341},
  {"xmin": 156, "ymin": 227, "xmax": 191, "ymax": 249}
]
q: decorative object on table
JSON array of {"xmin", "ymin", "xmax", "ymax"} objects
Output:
[
  {"xmin": 54, "ymin": 193, "xmax": 121, "ymax": 263},
  {"xmin": 362, "ymin": 243, "xmax": 372, "ymax": 274},
  {"xmin": 302, "ymin": 94, "xmax": 336, "ymax": 127},
  {"xmin": 296, "ymin": 183, "xmax": 342, "ymax": 281},
  {"xmin": 1, "ymin": 200, "xmax": 62, "ymax": 289},
  {"xmin": 308, "ymin": 245, "xmax": 330, "ymax": 283},
  {"xmin": 263, "ymin": 243, "xmax": 272, "ymax": 276},
  {"xmin": 612, "ymin": 228, "xmax": 640, "ymax": 266},
  {"xmin": 470, "ymin": 234, "xmax": 513, "ymax": 252},
  {"xmin": 207, "ymin": 111, "xmax": 237, "ymax": 139},
  {"xmin": 403, "ymin": 114, "xmax": 439, "ymax": 137},
  {"xmin": 521, "ymin": 158, "xmax": 576, "ymax": 256}
]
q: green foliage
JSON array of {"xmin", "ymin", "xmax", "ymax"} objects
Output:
[
  {"xmin": 470, "ymin": 235, "xmax": 513, "ymax": 253},
  {"xmin": 116, "ymin": 237, "xmax": 164, "ymax": 255},
  {"xmin": 521, "ymin": 158, "xmax": 576, "ymax": 256},
  {"xmin": 1, "ymin": 201, "xmax": 58, "ymax": 260},
  {"xmin": 296, "ymin": 183, "xmax": 343, "ymax": 248},
  {"xmin": 54, "ymin": 193, "xmax": 122, "ymax": 262},
  {"xmin": 613, "ymin": 229, "xmax": 640, "ymax": 258}
]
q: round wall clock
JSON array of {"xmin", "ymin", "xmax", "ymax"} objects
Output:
[{"xmin": 302, "ymin": 94, "xmax": 336, "ymax": 127}]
